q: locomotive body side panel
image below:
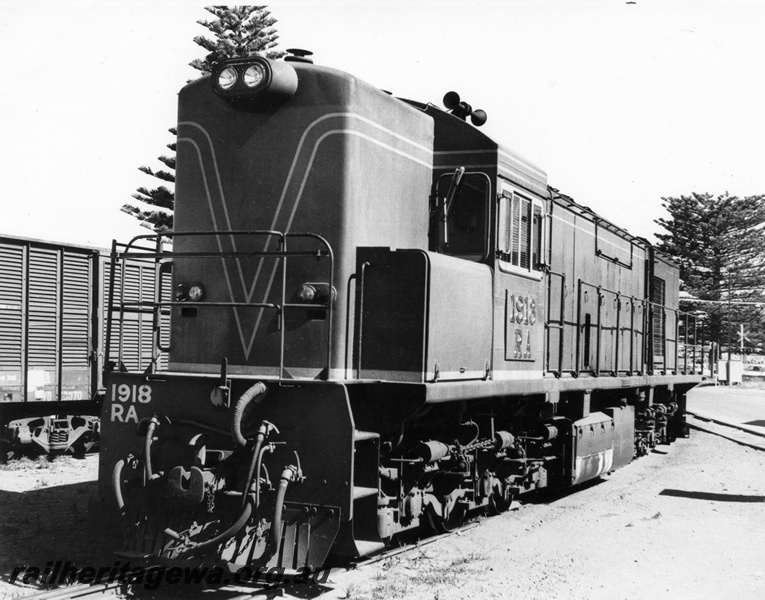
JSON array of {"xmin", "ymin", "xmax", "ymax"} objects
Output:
[
  {"xmin": 548, "ymin": 196, "xmax": 651, "ymax": 375},
  {"xmin": 492, "ymin": 174, "xmax": 548, "ymax": 378},
  {"xmin": 354, "ymin": 247, "xmax": 492, "ymax": 382},
  {"xmin": 170, "ymin": 64, "xmax": 433, "ymax": 378},
  {"xmin": 427, "ymin": 252, "xmax": 493, "ymax": 380}
]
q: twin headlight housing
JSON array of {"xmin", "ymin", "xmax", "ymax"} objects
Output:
[
  {"xmin": 211, "ymin": 57, "xmax": 298, "ymax": 103},
  {"xmin": 175, "ymin": 283, "xmax": 204, "ymax": 303},
  {"xmin": 217, "ymin": 63, "xmax": 266, "ymax": 91}
]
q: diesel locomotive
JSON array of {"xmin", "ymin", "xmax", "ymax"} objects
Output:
[{"xmin": 100, "ymin": 49, "xmax": 707, "ymax": 572}]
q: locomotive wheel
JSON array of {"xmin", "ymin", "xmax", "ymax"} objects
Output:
[
  {"xmin": 487, "ymin": 480, "xmax": 513, "ymax": 516},
  {"xmin": 425, "ymin": 491, "xmax": 468, "ymax": 533}
]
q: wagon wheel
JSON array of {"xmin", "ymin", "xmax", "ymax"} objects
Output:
[{"xmin": 424, "ymin": 490, "xmax": 468, "ymax": 534}]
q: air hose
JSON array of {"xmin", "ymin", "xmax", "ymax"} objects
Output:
[
  {"xmin": 241, "ymin": 421, "xmax": 278, "ymax": 510},
  {"xmin": 269, "ymin": 468, "xmax": 295, "ymax": 560},
  {"xmin": 143, "ymin": 417, "xmax": 160, "ymax": 480},
  {"xmin": 112, "ymin": 459, "xmax": 126, "ymax": 516},
  {"xmin": 112, "ymin": 455, "xmax": 183, "ymax": 542},
  {"xmin": 231, "ymin": 382, "xmax": 268, "ymax": 449}
]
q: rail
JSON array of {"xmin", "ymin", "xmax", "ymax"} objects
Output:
[
  {"xmin": 687, "ymin": 411, "xmax": 765, "ymax": 452},
  {"xmin": 105, "ymin": 230, "xmax": 335, "ymax": 381},
  {"xmin": 18, "ymin": 579, "xmax": 125, "ymax": 600}
]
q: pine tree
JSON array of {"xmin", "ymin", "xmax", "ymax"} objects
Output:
[
  {"xmin": 654, "ymin": 192, "xmax": 765, "ymax": 352},
  {"xmin": 122, "ymin": 6, "xmax": 285, "ymax": 232}
]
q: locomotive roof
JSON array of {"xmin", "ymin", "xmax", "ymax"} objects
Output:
[
  {"xmin": 401, "ymin": 98, "xmax": 548, "ymax": 198},
  {"xmin": 550, "ymin": 189, "xmax": 678, "ymax": 267}
]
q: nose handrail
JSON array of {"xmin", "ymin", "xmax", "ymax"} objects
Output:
[{"xmin": 105, "ymin": 229, "xmax": 335, "ymax": 381}]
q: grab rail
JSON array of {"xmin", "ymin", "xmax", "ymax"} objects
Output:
[
  {"xmin": 105, "ymin": 230, "xmax": 334, "ymax": 381},
  {"xmin": 544, "ymin": 276, "xmax": 707, "ymax": 377}
]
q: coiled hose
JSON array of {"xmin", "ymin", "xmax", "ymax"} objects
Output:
[{"xmin": 231, "ymin": 382, "xmax": 268, "ymax": 449}]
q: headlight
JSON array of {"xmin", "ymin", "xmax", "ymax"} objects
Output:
[
  {"xmin": 243, "ymin": 64, "xmax": 266, "ymax": 88},
  {"xmin": 211, "ymin": 57, "xmax": 298, "ymax": 103},
  {"xmin": 188, "ymin": 284, "xmax": 204, "ymax": 302},
  {"xmin": 217, "ymin": 66, "xmax": 238, "ymax": 90}
]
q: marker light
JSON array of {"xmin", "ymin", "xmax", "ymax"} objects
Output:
[
  {"xmin": 297, "ymin": 282, "xmax": 336, "ymax": 304},
  {"xmin": 298, "ymin": 284, "xmax": 317, "ymax": 302},
  {"xmin": 175, "ymin": 284, "xmax": 189, "ymax": 302},
  {"xmin": 243, "ymin": 64, "xmax": 266, "ymax": 88},
  {"xmin": 218, "ymin": 66, "xmax": 238, "ymax": 90},
  {"xmin": 188, "ymin": 285, "xmax": 205, "ymax": 302}
]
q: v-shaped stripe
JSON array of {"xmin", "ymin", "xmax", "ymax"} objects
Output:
[{"xmin": 177, "ymin": 115, "xmax": 431, "ymax": 362}]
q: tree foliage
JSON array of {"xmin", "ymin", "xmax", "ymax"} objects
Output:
[
  {"xmin": 189, "ymin": 5, "xmax": 284, "ymax": 73},
  {"xmin": 654, "ymin": 192, "xmax": 765, "ymax": 352},
  {"xmin": 122, "ymin": 6, "xmax": 284, "ymax": 232}
]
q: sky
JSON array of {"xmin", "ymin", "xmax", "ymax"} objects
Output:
[{"xmin": 1, "ymin": 1, "xmax": 764, "ymax": 249}]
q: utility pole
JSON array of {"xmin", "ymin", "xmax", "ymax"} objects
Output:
[
  {"xmin": 727, "ymin": 274, "xmax": 732, "ymax": 360},
  {"xmin": 739, "ymin": 324, "xmax": 748, "ymax": 356}
]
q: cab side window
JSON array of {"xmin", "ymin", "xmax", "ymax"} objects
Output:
[
  {"xmin": 498, "ymin": 190, "xmax": 545, "ymax": 274},
  {"xmin": 432, "ymin": 171, "xmax": 490, "ymax": 261}
]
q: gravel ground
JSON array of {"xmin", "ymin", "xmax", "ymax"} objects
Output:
[{"xmin": 1, "ymin": 385, "xmax": 764, "ymax": 600}]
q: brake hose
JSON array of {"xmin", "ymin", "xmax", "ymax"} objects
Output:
[{"xmin": 231, "ymin": 382, "xmax": 267, "ymax": 448}]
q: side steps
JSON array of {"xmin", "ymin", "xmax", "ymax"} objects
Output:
[{"xmin": 330, "ymin": 429, "xmax": 385, "ymax": 559}]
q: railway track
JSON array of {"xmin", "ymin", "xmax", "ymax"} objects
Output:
[
  {"xmin": 17, "ymin": 521, "xmax": 487, "ymax": 600},
  {"xmin": 686, "ymin": 410, "xmax": 765, "ymax": 451},
  {"xmin": 18, "ymin": 579, "xmax": 125, "ymax": 600}
]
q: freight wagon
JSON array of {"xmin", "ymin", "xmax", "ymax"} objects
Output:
[{"xmin": 0, "ymin": 235, "xmax": 164, "ymax": 456}]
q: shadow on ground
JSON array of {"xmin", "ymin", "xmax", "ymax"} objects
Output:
[
  {"xmin": 660, "ymin": 488, "xmax": 765, "ymax": 503},
  {"xmin": 0, "ymin": 480, "xmax": 122, "ymax": 591}
]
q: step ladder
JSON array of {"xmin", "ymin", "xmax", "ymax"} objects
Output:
[{"xmin": 343, "ymin": 429, "xmax": 385, "ymax": 558}]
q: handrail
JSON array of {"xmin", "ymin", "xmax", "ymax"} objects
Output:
[
  {"xmin": 557, "ymin": 279, "xmax": 705, "ymax": 377},
  {"xmin": 356, "ymin": 261, "xmax": 371, "ymax": 380},
  {"xmin": 544, "ymin": 270, "xmax": 567, "ymax": 376},
  {"xmin": 105, "ymin": 229, "xmax": 335, "ymax": 381}
]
